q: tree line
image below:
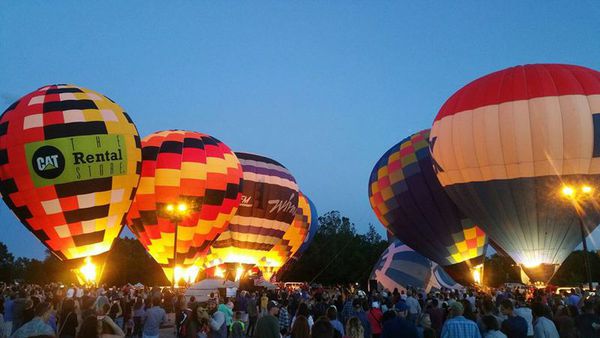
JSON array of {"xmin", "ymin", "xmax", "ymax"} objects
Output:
[
  {"xmin": 0, "ymin": 237, "xmax": 169, "ymax": 286},
  {"xmin": 278, "ymin": 211, "xmax": 389, "ymax": 285},
  {"xmin": 0, "ymin": 210, "xmax": 597, "ymax": 287}
]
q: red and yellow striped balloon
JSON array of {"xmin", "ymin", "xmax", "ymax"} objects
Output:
[{"xmin": 126, "ymin": 130, "xmax": 242, "ymax": 283}]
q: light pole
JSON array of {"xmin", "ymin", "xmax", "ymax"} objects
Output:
[
  {"xmin": 561, "ymin": 185, "xmax": 594, "ymax": 291},
  {"xmin": 164, "ymin": 201, "xmax": 189, "ymax": 287}
]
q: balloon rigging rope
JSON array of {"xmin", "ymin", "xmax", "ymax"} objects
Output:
[{"xmin": 309, "ymin": 238, "xmax": 353, "ymax": 285}]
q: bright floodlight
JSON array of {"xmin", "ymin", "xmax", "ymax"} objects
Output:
[
  {"xmin": 561, "ymin": 186, "xmax": 575, "ymax": 198},
  {"xmin": 582, "ymin": 185, "xmax": 593, "ymax": 194},
  {"xmin": 166, "ymin": 204, "xmax": 175, "ymax": 212},
  {"xmin": 177, "ymin": 203, "xmax": 188, "ymax": 213}
]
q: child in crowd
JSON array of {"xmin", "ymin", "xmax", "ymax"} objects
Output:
[{"xmin": 231, "ymin": 311, "xmax": 246, "ymax": 338}]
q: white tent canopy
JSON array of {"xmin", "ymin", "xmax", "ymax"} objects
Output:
[
  {"xmin": 254, "ymin": 279, "xmax": 277, "ymax": 290},
  {"xmin": 184, "ymin": 279, "xmax": 238, "ymax": 302}
]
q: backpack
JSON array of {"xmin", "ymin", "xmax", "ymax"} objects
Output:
[{"xmin": 230, "ymin": 320, "xmax": 246, "ymax": 337}]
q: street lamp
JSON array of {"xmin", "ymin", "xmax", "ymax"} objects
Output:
[
  {"xmin": 560, "ymin": 184, "xmax": 595, "ymax": 291},
  {"xmin": 164, "ymin": 201, "xmax": 190, "ymax": 287}
]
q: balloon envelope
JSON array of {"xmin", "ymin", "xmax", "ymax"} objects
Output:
[
  {"xmin": 292, "ymin": 193, "xmax": 319, "ymax": 259},
  {"xmin": 368, "ymin": 129, "xmax": 487, "ymax": 283},
  {"xmin": 430, "ymin": 64, "xmax": 600, "ymax": 281},
  {"xmin": 206, "ymin": 152, "xmax": 299, "ymax": 268},
  {"xmin": 370, "ymin": 240, "xmax": 462, "ymax": 293},
  {"xmin": 0, "ymin": 84, "xmax": 141, "ymax": 260},
  {"xmin": 263, "ymin": 192, "xmax": 313, "ymax": 262},
  {"xmin": 125, "ymin": 130, "xmax": 243, "ymax": 282},
  {"xmin": 257, "ymin": 191, "xmax": 315, "ymax": 279}
]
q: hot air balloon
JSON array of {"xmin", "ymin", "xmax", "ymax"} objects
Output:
[
  {"xmin": 125, "ymin": 130, "xmax": 243, "ymax": 284},
  {"xmin": 256, "ymin": 191, "xmax": 315, "ymax": 280},
  {"xmin": 0, "ymin": 84, "xmax": 141, "ymax": 281},
  {"xmin": 203, "ymin": 152, "xmax": 299, "ymax": 279},
  {"xmin": 370, "ymin": 240, "xmax": 462, "ymax": 293},
  {"xmin": 368, "ymin": 130, "xmax": 487, "ymax": 285},
  {"xmin": 429, "ymin": 64, "xmax": 600, "ymax": 283},
  {"xmin": 294, "ymin": 194, "xmax": 319, "ymax": 259}
]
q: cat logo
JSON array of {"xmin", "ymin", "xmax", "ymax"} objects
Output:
[{"xmin": 32, "ymin": 145, "xmax": 65, "ymax": 179}]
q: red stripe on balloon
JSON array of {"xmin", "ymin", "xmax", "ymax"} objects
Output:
[{"xmin": 434, "ymin": 64, "xmax": 600, "ymax": 122}]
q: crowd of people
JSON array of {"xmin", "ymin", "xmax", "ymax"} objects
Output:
[
  {"xmin": 206, "ymin": 284, "xmax": 600, "ymax": 338},
  {"xmin": 0, "ymin": 281, "xmax": 600, "ymax": 337},
  {"xmin": 0, "ymin": 282, "xmax": 170, "ymax": 338}
]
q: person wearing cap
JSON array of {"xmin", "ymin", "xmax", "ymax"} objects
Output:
[
  {"xmin": 380, "ymin": 301, "xmax": 418, "ymax": 338},
  {"xmin": 254, "ymin": 300, "xmax": 280, "ymax": 338},
  {"xmin": 207, "ymin": 298, "xmax": 227, "ymax": 338},
  {"xmin": 440, "ymin": 301, "xmax": 481, "ymax": 338}
]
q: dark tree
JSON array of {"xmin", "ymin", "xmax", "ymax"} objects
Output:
[
  {"xmin": 0, "ymin": 239, "xmax": 168, "ymax": 285},
  {"xmin": 364, "ymin": 223, "xmax": 383, "ymax": 244},
  {"xmin": 551, "ymin": 250, "xmax": 600, "ymax": 285},
  {"xmin": 279, "ymin": 211, "xmax": 388, "ymax": 287},
  {"xmin": 0, "ymin": 242, "xmax": 15, "ymax": 281}
]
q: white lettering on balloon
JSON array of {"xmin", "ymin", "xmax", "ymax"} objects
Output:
[
  {"xmin": 240, "ymin": 195, "xmax": 253, "ymax": 208},
  {"xmin": 268, "ymin": 193, "xmax": 297, "ymax": 215},
  {"xmin": 37, "ymin": 155, "xmax": 59, "ymax": 171}
]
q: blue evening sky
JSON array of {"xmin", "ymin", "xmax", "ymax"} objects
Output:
[{"xmin": 1, "ymin": 1, "xmax": 600, "ymax": 259}]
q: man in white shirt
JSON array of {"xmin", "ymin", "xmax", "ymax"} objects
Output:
[
  {"xmin": 513, "ymin": 299, "xmax": 534, "ymax": 337},
  {"xmin": 467, "ymin": 292, "xmax": 477, "ymax": 312},
  {"xmin": 405, "ymin": 290, "xmax": 421, "ymax": 324},
  {"xmin": 531, "ymin": 302, "xmax": 559, "ymax": 338}
]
